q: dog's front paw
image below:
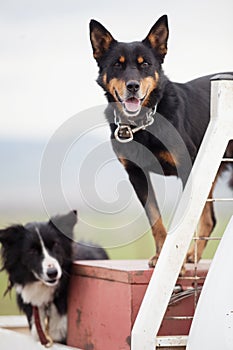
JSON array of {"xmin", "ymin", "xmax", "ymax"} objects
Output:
[
  {"xmin": 148, "ymin": 254, "xmax": 186, "ymax": 277},
  {"xmin": 179, "ymin": 264, "xmax": 186, "ymax": 276},
  {"xmin": 148, "ymin": 255, "xmax": 159, "ymax": 267},
  {"xmin": 186, "ymin": 248, "xmax": 202, "ymax": 263},
  {"xmin": 186, "ymin": 250, "xmax": 195, "ymax": 263}
]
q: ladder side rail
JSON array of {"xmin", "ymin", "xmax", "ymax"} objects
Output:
[{"xmin": 131, "ymin": 77, "xmax": 233, "ymax": 350}]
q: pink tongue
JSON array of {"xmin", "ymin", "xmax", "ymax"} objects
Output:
[{"xmin": 125, "ymin": 98, "xmax": 140, "ymax": 112}]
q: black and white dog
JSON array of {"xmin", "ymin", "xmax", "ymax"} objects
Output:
[{"xmin": 0, "ymin": 210, "xmax": 108, "ymax": 345}]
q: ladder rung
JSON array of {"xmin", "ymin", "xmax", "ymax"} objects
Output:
[
  {"xmin": 206, "ymin": 198, "xmax": 233, "ymax": 202},
  {"xmin": 222, "ymin": 158, "xmax": 233, "ymax": 162},
  {"xmin": 156, "ymin": 336, "xmax": 188, "ymax": 347}
]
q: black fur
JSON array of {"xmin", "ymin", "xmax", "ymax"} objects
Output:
[
  {"xmin": 90, "ymin": 15, "xmax": 233, "ymax": 265},
  {"xmin": 0, "ymin": 211, "xmax": 108, "ymax": 343}
]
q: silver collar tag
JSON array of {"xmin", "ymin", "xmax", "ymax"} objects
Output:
[{"xmin": 114, "ymin": 107, "xmax": 156, "ymax": 143}]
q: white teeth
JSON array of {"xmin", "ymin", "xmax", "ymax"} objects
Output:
[
  {"xmin": 44, "ymin": 279, "xmax": 59, "ymax": 287},
  {"xmin": 123, "ymin": 104, "xmax": 141, "ymax": 117},
  {"xmin": 124, "ymin": 98, "xmax": 141, "ymax": 113}
]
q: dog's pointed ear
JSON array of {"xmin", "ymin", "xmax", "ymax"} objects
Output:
[
  {"xmin": 50, "ymin": 210, "xmax": 77, "ymax": 239},
  {"xmin": 0, "ymin": 229, "xmax": 8, "ymax": 243},
  {"xmin": 0, "ymin": 225, "xmax": 24, "ymax": 245},
  {"xmin": 142, "ymin": 15, "xmax": 169, "ymax": 63},
  {"xmin": 90, "ymin": 19, "xmax": 116, "ymax": 61}
]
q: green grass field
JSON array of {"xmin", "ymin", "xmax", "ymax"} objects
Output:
[{"xmin": 0, "ymin": 272, "xmax": 19, "ymax": 315}]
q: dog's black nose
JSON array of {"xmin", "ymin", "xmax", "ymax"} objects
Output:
[
  {"xmin": 47, "ymin": 267, "xmax": 58, "ymax": 279},
  {"xmin": 126, "ymin": 80, "xmax": 140, "ymax": 93}
]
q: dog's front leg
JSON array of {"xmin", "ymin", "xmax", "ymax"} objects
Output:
[
  {"xmin": 186, "ymin": 180, "xmax": 216, "ymax": 263},
  {"xmin": 121, "ymin": 160, "xmax": 167, "ymax": 267}
]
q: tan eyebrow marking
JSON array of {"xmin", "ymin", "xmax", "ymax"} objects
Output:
[
  {"xmin": 137, "ymin": 56, "xmax": 144, "ymax": 64},
  {"xmin": 119, "ymin": 55, "xmax": 125, "ymax": 63}
]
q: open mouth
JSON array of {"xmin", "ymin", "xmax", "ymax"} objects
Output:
[
  {"xmin": 124, "ymin": 97, "xmax": 141, "ymax": 114},
  {"xmin": 114, "ymin": 89, "xmax": 146, "ymax": 117},
  {"xmin": 33, "ymin": 271, "xmax": 60, "ymax": 287},
  {"xmin": 43, "ymin": 278, "xmax": 59, "ymax": 287}
]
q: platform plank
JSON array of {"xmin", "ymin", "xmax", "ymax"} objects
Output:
[{"xmin": 0, "ymin": 328, "xmax": 80, "ymax": 349}]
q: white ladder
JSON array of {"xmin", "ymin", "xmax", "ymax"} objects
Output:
[{"xmin": 131, "ymin": 75, "xmax": 233, "ymax": 349}]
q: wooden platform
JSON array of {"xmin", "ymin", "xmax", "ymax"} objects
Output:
[
  {"xmin": 67, "ymin": 259, "xmax": 210, "ymax": 349},
  {"xmin": 0, "ymin": 316, "xmax": 78, "ymax": 349},
  {"xmin": 0, "ymin": 315, "xmax": 29, "ymax": 334},
  {"xmin": 0, "ymin": 328, "xmax": 78, "ymax": 350}
]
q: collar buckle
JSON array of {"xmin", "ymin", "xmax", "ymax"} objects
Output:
[
  {"xmin": 114, "ymin": 124, "xmax": 134, "ymax": 143},
  {"xmin": 114, "ymin": 107, "xmax": 156, "ymax": 143}
]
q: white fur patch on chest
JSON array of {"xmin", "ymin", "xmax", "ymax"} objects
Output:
[{"xmin": 16, "ymin": 281, "xmax": 56, "ymax": 307}]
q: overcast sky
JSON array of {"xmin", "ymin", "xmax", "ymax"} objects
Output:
[{"xmin": 1, "ymin": 0, "xmax": 233, "ymax": 140}]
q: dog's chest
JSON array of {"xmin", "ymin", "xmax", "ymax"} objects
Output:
[
  {"xmin": 31, "ymin": 303, "xmax": 67, "ymax": 343},
  {"xmin": 111, "ymin": 120, "xmax": 187, "ymax": 176},
  {"xmin": 16, "ymin": 282, "xmax": 67, "ymax": 342},
  {"xmin": 16, "ymin": 281, "xmax": 56, "ymax": 307}
]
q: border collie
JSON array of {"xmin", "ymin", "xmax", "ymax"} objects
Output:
[{"xmin": 0, "ymin": 210, "xmax": 108, "ymax": 346}]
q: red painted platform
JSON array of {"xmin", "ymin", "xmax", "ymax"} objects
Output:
[{"xmin": 67, "ymin": 260, "xmax": 210, "ymax": 350}]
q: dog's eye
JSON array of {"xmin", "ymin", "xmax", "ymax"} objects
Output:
[
  {"xmin": 140, "ymin": 61, "xmax": 149, "ymax": 68},
  {"xmin": 113, "ymin": 61, "xmax": 122, "ymax": 68},
  {"xmin": 29, "ymin": 247, "xmax": 40, "ymax": 255}
]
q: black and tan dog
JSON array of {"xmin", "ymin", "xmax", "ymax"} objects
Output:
[{"xmin": 89, "ymin": 15, "xmax": 233, "ymax": 267}]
